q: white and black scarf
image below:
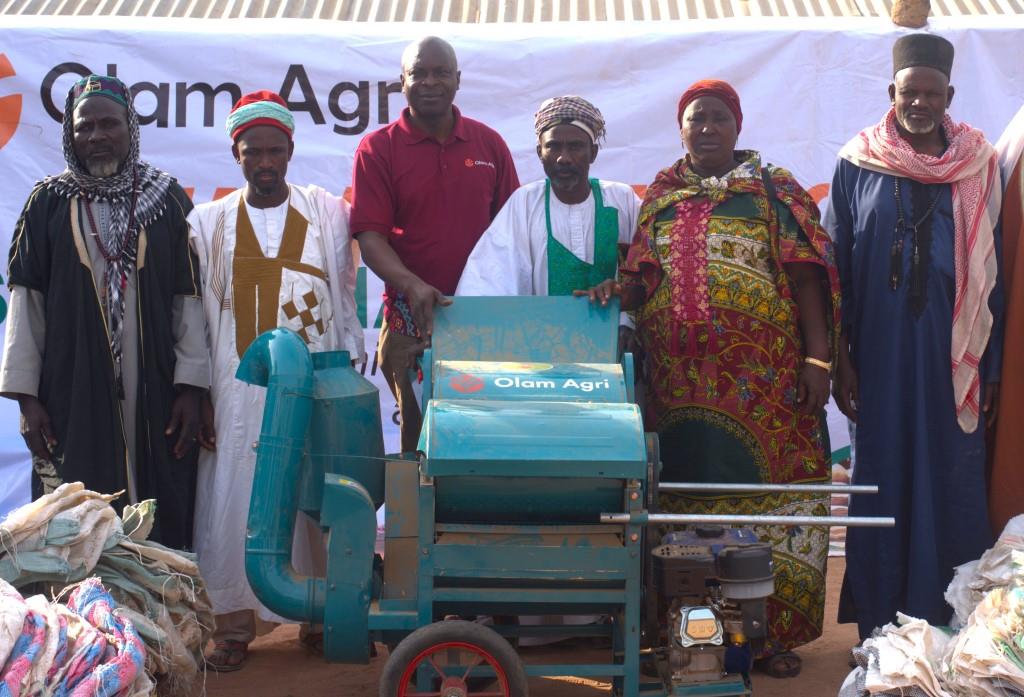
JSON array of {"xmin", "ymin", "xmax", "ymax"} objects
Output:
[{"xmin": 42, "ymin": 88, "xmax": 174, "ymax": 391}]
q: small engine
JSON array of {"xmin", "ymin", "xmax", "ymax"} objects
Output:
[{"xmin": 652, "ymin": 526, "xmax": 774, "ymax": 689}]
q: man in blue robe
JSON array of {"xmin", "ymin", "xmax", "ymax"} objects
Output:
[{"xmin": 824, "ymin": 33, "xmax": 1005, "ymax": 640}]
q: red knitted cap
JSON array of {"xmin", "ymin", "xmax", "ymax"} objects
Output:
[{"xmin": 228, "ymin": 90, "xmax": 293, "ymax": 141}]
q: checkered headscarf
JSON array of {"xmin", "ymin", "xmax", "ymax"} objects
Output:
[
  {"xmin": 534, "ymin": 96, "xmax": 606, "ymax": 144},
  {"xmin": 43, "ymin": 75, "xmax": 173, "ymax": 392}
]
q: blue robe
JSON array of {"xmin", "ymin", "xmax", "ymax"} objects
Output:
[{"xmin": 824, "ymin": 158, "xmax": 1004, "ymax": 640}]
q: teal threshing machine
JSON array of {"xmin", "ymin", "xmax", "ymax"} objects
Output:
[{"xmin": 238, "ymin": 296, "xmax": 891, "ymax": 697}]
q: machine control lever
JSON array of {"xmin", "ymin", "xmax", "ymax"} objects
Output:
[
  {"xmin": 658, "ymin": 483, "xmax": 878, "ymax": 494},
  {"xmin": 600, "ymin": 512, "xmax": 895, "ymax": 527}
]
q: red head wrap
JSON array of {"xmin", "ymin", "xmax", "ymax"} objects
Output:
[{"xmin": 676, "ymin": 79, "xmax": 743, "ymax": 134}]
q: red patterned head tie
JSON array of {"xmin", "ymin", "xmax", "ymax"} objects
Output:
[
  {"xmin": 227, "ymin": 90, "xmax": 294, "ymax": 141},
  {"xmin": 676, "ymin": 79, "xmax": 743, "ymax": 134}
]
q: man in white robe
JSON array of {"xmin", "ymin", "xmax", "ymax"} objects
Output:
[
  {"xmin": 457, "ymin": 96, "xmax": 639, "ymax": 298},
  {"xmin": 457, "ymin": 96, "xmax": 638, "ymax": 642},
  {"xmin": 188, "ymin": 91, "xmax": 364, "ymax": 671}
]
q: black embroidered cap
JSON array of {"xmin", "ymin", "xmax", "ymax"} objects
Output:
[{"xmin": 893, "ymin": 33, "xmax": 955, "ymax": 78}]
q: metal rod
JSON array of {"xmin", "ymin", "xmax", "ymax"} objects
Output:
[
  {"xmin": 600, "ymin": 513, "xmax": 895, "ymax": 528},
  {"xmin": 658, "ymin": 483, "xmax": 877, "ymax": 495}
]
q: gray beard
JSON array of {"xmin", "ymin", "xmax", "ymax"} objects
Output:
[
  {"xmin": 86, "ymin": 160, "xmax": 120, "ymax": 178},
  {"xmin": 899, "ymin": 118, "xmax": 936, "ymax": 135}
]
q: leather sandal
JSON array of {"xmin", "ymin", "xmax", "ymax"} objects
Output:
[{"xmin": 205, "ymin": 640, "xmax": 248, "ymax": 672}]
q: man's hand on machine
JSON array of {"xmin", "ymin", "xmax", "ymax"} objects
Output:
[
  {"xmin": 405, "ymin": 278, "xmax": 452, "ymax": 346},
  {"xmin": 575, "ymin": 279, "xmax": 621, "ymax": 306},
  {"xmin": 575, "ymin": 280, "xmax": 643, "ymax": 312}
]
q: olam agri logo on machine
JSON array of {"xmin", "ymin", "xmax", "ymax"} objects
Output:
[
  {"xmin": 448, "ymin": 373, "xmax": 485, "ymax": 394},
  {"xmin": 440, "ymin": 362, "xmax": 627, "ymax": 401}
]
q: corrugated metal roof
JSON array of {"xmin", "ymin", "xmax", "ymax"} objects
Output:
[{"xmin": 0, "ymin": 0, "xmax": 1016, "ymax": 20}]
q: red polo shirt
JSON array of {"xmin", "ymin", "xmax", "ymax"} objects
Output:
[{"xmin": 350, "ymin": 106, "xmax": 519, "ymax": 335}]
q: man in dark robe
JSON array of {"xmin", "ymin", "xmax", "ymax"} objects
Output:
[
  {"xmin": 0, "ymin": 75, "xmax": 209, "ymax": 550},
  {"xmin": 824, "ymin": 34, "xmax": 1005, "ymax": 640}
]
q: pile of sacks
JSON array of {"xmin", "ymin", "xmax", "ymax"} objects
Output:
[
  {"xmin": 0, "ymin": 483, "xmax": 214, "ymax": 696},
  {"xmin": 840, "ymin": 515, "xmax": 1024, "ymax": 697},
  {"xmin": 1, "ymin": 577, "xmax": 150, "ymax": 697}
]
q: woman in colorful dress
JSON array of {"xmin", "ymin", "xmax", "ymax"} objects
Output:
[{"xmin": 582, "ymin": 80, "xmax": 840, "ymax": 677}]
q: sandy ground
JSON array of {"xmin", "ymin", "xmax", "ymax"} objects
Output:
[{"xmin": 198, "ymin": 557, "xmax": 857, "ymax": 697}]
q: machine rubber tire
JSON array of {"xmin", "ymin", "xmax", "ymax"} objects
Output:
[{"xmin": 379, "ymin": 620, "xmax": 529, "ymax": 697}]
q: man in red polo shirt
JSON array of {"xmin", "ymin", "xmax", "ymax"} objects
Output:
[{"xmin": 351, "ymin": 36, "xmax": 519, "ymax": 451}]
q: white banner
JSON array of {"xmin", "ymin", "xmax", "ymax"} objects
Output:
[{"xmin": 1, "ymin": 16, "xmax": 1022, "ymax": 516}]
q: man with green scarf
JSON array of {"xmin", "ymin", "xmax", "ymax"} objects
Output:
[{"xmin": 457, "ymin": 95, "xmax": 639, "ymax": 298}]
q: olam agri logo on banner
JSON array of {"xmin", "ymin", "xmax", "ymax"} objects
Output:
[
  {"xmin": 0, "ymin": 52, "xmax": 18, "ymax": 323},
  {"xmin": 0, "ymin": 53, "xmax": 21, "ymax": 150}
]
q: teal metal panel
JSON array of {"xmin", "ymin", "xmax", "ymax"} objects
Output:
[
  {"xmin": 382, "ymin": 456, "xmax": 421, "ymax": 603},
  {"xmin": 436, "ymin": 476, "xmax": 624, "ymax": 523},
  {"xmin": 321, "ymin": 475, "xmax": 377, "ymax": 663},
  {"xmin": 303, "ymin": 350, "xmax": 385, "ymax": 517},
  {"xmin": 429, "ymin": 296, "xmax": 619, "ymax": 365},
  {"xmin": 433, "ymin": 360, "xmax": 628, "ymax": 403},
  {"xmin": 524, "ymin": 665, "xmax": 627, "ymax": 678},
  {"xmin": 622, "ymin": 351, "xmax": 637, "ymax": 404},
  {"xmin": 489, "ymin": 624, "xmax": 611, "ymax": 638},
  {"xmin": 430, "ymin": 545, "xmax": 633, "ymax": 580},
  {"xmin": 434, "ymin": 523, "xmax": 623, "ymax": 534},
  {"xmin": 623, "ymin": 528, "xmax": 643, "ymax": 697},
  {"xmin": 419, "ymin": 347, "xmax": 434, "ymax": 416},
  {"xmin": 420, "ymin": 400, "xmax": 647, "ymax": 478},
  {"xmin": 384, "ymin": 456, "xmax": 420, "ymax": 538},
  {"xmin": 430, "ymin": 587, "xmax": 626, "ymax": 604},
  {"xmin": 670, "ymin": 677, "xmax": 751, "ymax": 696},
  {"xmin": 620, "ymin": 457, "xmax": 646, "ymax": 697},
  {"xmin": 416, "ymin": 475, "xmax": 437, "ymax": 627},
  {"xmin": 367, "ymin": 606, "xmax": 420, "ymax": 631}
]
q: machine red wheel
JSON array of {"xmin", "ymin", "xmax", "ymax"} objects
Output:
[
  {"xmin": 398, "ymin": 641, "xmax": 507, "ymax": 696},
  {"xmin": 379, "ymin": 621, "xmax": 529, "ymax": 697}
]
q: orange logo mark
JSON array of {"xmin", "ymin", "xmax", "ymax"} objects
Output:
[
  {"xmin": 464, "ymin": 158, "xmax": 475, "ymax": 168},
  {"xmin": 0, "ymin": 53, "xmax": 23, "ymax": 150},
  {"xmin": 449, "ymin": 373, "xmax": 484, "ymax": 394}
]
